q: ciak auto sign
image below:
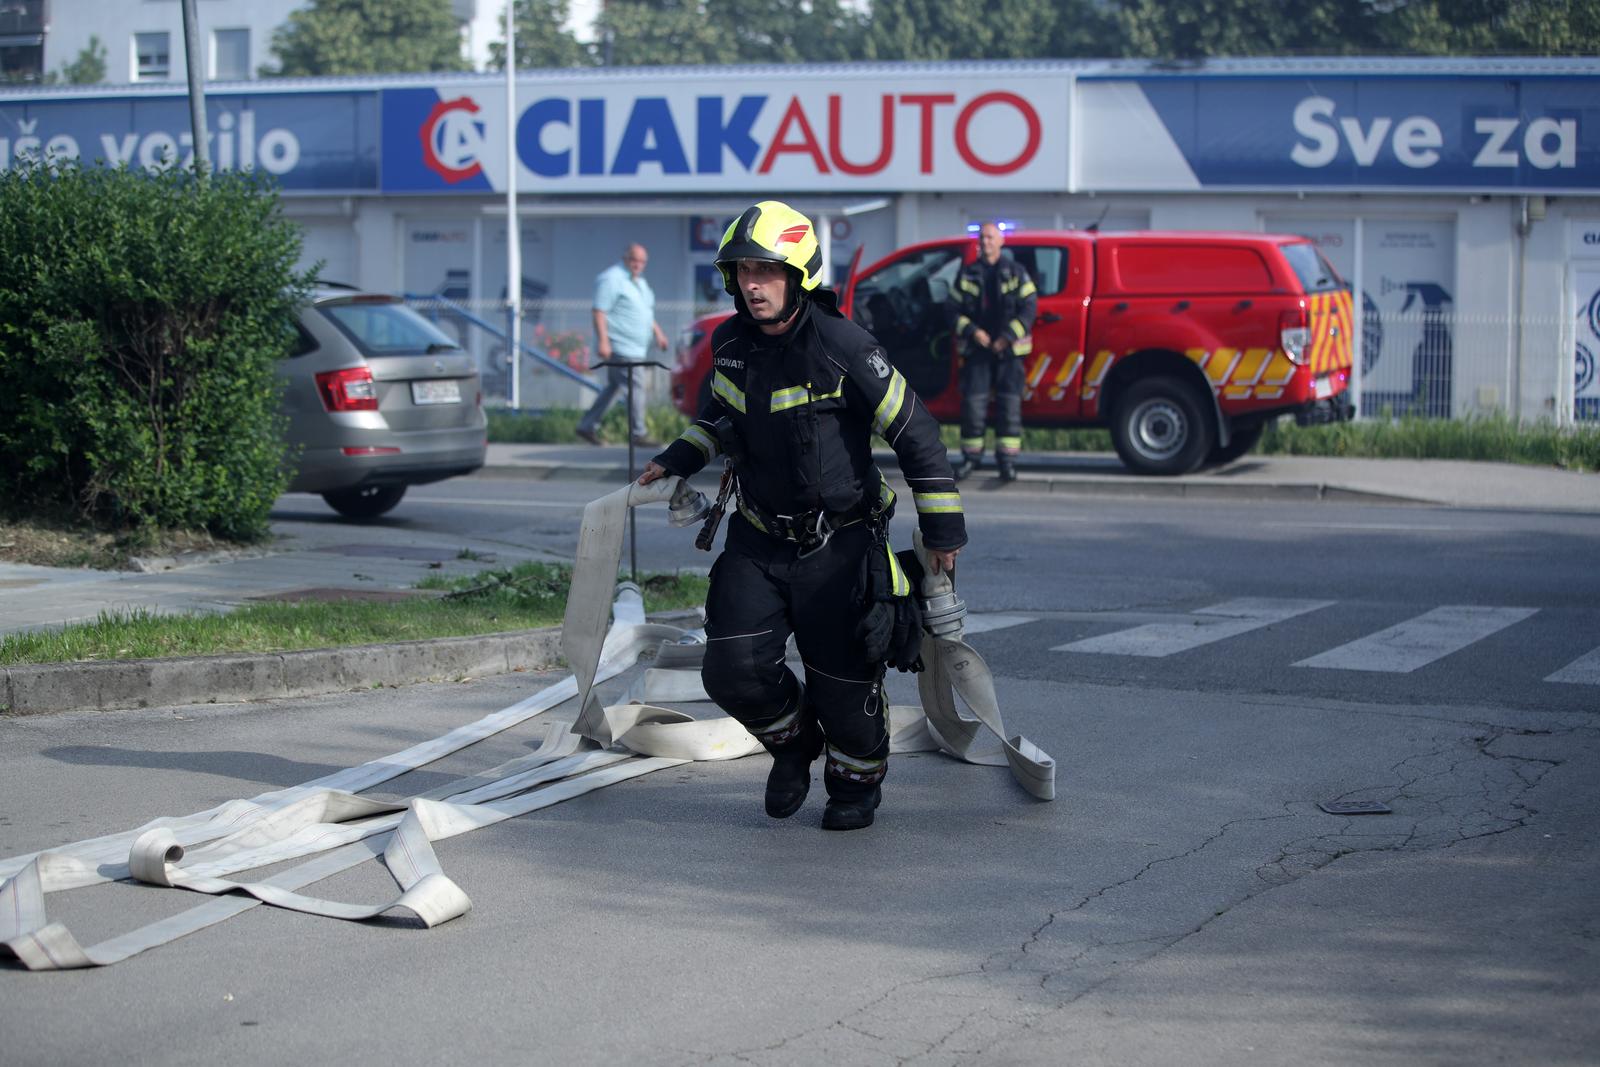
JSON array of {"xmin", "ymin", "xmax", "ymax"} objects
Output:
[{"xmin": 381, "ymin": 72, "xmax": 1072, "ymax": 194}]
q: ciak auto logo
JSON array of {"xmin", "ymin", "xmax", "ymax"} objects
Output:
[{"xmin": 420, "ymin": 97, "xmax": 486, "ymax": 183}]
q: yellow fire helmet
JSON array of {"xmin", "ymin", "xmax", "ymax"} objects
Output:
[{"xmin": 714, "ymin": 200, "xmax": 824, "ymax": 296}]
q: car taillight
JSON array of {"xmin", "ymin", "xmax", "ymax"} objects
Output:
[
  {"xmin": 1279, "ymin": 304, "xmax": 1310, "ymax": 365},
  {"xmin": 315, "ymin": 366, "xmax": 378, "ymax": 411}
]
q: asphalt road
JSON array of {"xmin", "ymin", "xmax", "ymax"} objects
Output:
[
  {"xmin": 3, "ymin": 475, "xmax": 1597, "ymax": 1065},
  {"xmin": 284, "ymin": 473, "xmax": 1600, "ymax": 716}
]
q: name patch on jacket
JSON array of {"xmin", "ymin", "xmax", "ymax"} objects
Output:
[{"xmin": 714, "ymin": 356, "xmax": 745, "ymax": 370}]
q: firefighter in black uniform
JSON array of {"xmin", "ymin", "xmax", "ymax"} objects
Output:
[
  {"xmin": 948, "ymin": 221, "xmax": 1038, "ymax": 483},
  {"xmin": 639, "ymin": 201, "xmax": 967, "ymax": 831}
]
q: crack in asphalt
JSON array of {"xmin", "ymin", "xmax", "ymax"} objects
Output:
[{"xmin": 698, "ymin": 717, "xmax": 1581, "ymax": 1065}]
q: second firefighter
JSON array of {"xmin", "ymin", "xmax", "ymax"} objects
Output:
[{"xmin": 947, "ymin": 221, "xmax": 1038, "ymax": 483}]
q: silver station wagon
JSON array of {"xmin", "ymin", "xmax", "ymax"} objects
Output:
[{"xmin": 277, "ymin": 287, "xmax": 487, "ymax": 519}]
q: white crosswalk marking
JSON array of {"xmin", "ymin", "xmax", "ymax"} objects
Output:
[
  {"xmin": 1295, "ymin": 605, "xmax": 1538, "ymax": 673},
  {"xmin": 1546, "ymin": 646, "xmax": 1600, "ymax": 686},
  {"xmin": 1052, "ymin": 598, "xmax": 1335, "ymax": 658},
  {"xmin": 964, "ymin": 613, "xmax": 1037, "ymax": 636}
]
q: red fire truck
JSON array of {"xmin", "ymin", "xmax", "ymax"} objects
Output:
[{"xmin": 671, "ymin": 230, "xmax": 1354, "ymax": 475}]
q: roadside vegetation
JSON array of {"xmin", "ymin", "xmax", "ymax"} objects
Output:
[
  {"xmin": 0, "ymin": 161, "xmax": 311, "ymax": 543},
  {"xmin": 1258, "ymin": 414, "xmax": 1600, "ymax": 471},
  {"xmin": 0, "ymin": 517, "xmax": 238, "ymax": 570},
  {"xmin": 262, "ymin": 0, "xmax": 1600, "ymax": 74},
  {"xmin": 490, "ymin": 407, "xmax": 1600, "ymax": 473},
  {"xmin": 487, "ymin": 405, "xmax": 689, "ymax": 447},
  {"xmin": 0, "ymin": 562, "xmax": 708, "ymax": 666}
]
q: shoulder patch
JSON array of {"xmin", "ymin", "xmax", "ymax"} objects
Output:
[{"xmin": 865, "ymin": 349, "xmax": 891, "ymax": 379}]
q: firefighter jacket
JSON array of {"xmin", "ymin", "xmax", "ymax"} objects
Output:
[
  {"xmin": 950, "ymin": 255, "xmax": 1038, "ymax": 357},
  {"xmin": 653, "ymin": 289, "xmax": 968, "ymax": 552}
]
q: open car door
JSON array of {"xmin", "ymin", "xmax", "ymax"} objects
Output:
[
  {"xmin": 838, "ymin": 244, "xmax": 867, "ymax": 318},
  {"xmin": 845, "ymin": 240, "xmax": 967, "ymax": 411}
]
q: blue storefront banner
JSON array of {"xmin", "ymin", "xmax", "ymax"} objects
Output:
[
  {"xmin": 4, "ymin": 68, "xmax": 1597, "ymax": 195},
  {"xmin": 1121, "ymin": 75, "xmax": 1600, "ymax": 192},
  {"xmin": 379, "ymin": 72, "xmax": 1071, "ymax": 194},
  {"xmin": 0, "ymin": 89, "xmax": 380, "ymax": 192}
]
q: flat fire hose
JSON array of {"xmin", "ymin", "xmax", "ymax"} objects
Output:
[{"xmin": 0, "ymin": 478, "xmax": 1052, "ymax": 971}]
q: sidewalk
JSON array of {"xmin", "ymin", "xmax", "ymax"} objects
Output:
[
  {"xmin": 3, "ymin": 446, "xmax": 1597, "ymax": 715},
  {"xmin": 482, "ymin": 441, "xmax": 1600, "ymax": 511}
]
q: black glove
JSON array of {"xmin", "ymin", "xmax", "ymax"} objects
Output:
[{"xmin": 856, "ymin": 544, "xmax": 925, "ymax": 673}]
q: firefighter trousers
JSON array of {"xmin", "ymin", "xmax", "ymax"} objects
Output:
[
  {"xmin": 959, "ymin": 350, "xmax": 1024, "ymax": 466},
  {"xmin": 701, "ymin": 516, "xmax": 888, "ymax": 799}
]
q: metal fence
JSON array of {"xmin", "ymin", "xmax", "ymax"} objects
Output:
[
  {"xmin": 407, "ymin": 297, "xmax": 1593, "ymax": 426},
  {"xmin": 1355, "ymin": 311, "xmax": 1580, "ymax": 424},
  {"xmin": 404, "ymin": 297, "xmax": 720, "ymax": 413}
]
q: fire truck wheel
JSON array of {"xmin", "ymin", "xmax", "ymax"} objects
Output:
[
  {"xmin": 1111, "ymin": 378, "xmax": 1215, "ymax": 476},
  {"xmin": 1207, "ymin": 421, "xmax": 1265, "ymax": 467}
]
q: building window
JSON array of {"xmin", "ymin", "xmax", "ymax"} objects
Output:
[
  {"xmin": 0, "ymin": 0, "xmax": 47, "ymax": 82},
  {"xmin": 211, "ymin": 28, "xmax": 248, "ymax": 81},
  {"xmin": 134, "ymin": 31, "xmax": 169, "ymax": 81}
]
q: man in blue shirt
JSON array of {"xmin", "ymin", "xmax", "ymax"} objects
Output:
[{"xmin": 577, "ymin": 243, "xmax": 669, "ymax": 446}]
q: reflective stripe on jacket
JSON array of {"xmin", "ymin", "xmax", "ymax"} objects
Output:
[
  {"xmin": 654, "ymin": 290, "xmax": 967, "ymax": 552},
  {"xmin": 950, "ymin": 256, "xmax": 1038, "ymax": 357}
]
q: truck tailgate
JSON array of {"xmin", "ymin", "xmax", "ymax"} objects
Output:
[{"xmin": 1307, "ymin": 290, "xmax": 1354, "ymax": 376}]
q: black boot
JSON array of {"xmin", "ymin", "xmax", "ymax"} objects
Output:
[
  {"xmin": 765, "ymin": 752, "xmax": 814, "ymax": 818},
  {"xmin": 762, "ymin": 712, "xmax": 823, "ymax": 819},
  {"xmin": 997, "ymin": 457, "xmax": 1018, "ymax": 483},
  {"xmin": 951, "ymin": 455, "xmax": 979, "ymax": 482},
  {"xmin": 821, "ymin": 786, "xmax": 882, "ymax": 831}
]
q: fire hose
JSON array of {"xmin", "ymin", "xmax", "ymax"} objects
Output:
[{"xmin": 0, "ymin": 477, "xmax": 1051, "ymax": 971}]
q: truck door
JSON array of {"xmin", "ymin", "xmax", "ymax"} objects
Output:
[
  {"xmin": 1004, "ymin": 235, "xmax": 1091, "ymax": 423},
  {"xmin": 847, "ymin": 241, "xmax": 966, "ymax": 422}
]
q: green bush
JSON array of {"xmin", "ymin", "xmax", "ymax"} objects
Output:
[{"xmin": 0, "ymin": 162, "xmax": 313, "ymax": 540}]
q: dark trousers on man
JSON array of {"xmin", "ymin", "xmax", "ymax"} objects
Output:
[
  {"xmin": 958, "ymin": 350, "xmax": 1024, "ymax": 476},
  {"xmin": 701, "ymin": 518, "xmax": 888, "ymax": 801}
]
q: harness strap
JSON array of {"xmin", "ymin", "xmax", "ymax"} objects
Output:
[{"xmin": 733, "ymin": 489, "xmax": 874, "ymax": 546}]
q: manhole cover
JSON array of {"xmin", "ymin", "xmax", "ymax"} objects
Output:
[
  {"xmin": 319, "ymin": 544, "xmax": 464, "ymax": 562},
  {"xmin": 247, "ymin": 587, "xmax": 443, "ymax": 604},
  {"xmin": 1318, "ymin": 800, "xmax": 1393, "ymax": 815}
]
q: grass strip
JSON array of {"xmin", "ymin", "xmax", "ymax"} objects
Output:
[
  {"xmin": 0, "ymin": 562, "xmax": 708, "ymax": 667},
  {"xmin": 1259, "ymin": 414, "xmax": 1600, "ymax": 471},
  {"xmin": 490, "ymin": 407, "xmax": 1599, "ymax": 472}
]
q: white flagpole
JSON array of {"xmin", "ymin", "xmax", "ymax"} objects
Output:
[{"xmin": 506, "ymin": 0, "xmax": 522, "ymax": 408}]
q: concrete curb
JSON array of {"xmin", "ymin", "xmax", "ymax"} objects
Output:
[
  {"xmin": 475, "ymin": 462, "xmax": 1430, "ymax": 506},
  {"xmin": 1039, "ymin": 478, "xmax": 1421, "ymax": 505},
  {"xmin": 1, "ymin": 628, "xmax": 563, "ymax": 717},
  {"xmin": 477, "ymin": 463, "xmax": 634, "ymax": 483}
]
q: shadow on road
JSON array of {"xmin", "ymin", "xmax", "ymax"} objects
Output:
[{"xmin": 42, "ymin": 745, "xmax": 344, "ymax": 786}]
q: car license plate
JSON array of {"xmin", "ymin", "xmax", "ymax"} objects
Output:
[
  {"xmin": 1314, "ymin": 375, "xmax": 1334, "ymax": 399},
  {"xmin": 411, "ymin": 379, "xmax": 462, "ymax": 405}
]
